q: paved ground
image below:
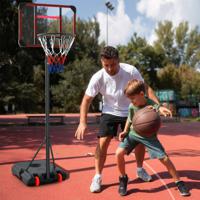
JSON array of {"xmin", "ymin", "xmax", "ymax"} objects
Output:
[{"xmin": 0, "ymin": 114, "xmax": 200, "ymax": 200}]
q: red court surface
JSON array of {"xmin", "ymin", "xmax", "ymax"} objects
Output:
[{"xmin": 0, "ymin": 114, "xmax": 200, "ymax": 200}]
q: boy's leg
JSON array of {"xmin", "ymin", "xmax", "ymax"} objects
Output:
[
  {"xmin": 116, "ymin": 147, "xmax": 127, "ymax": 176},
  {"xmin": 116, "ymin": 147, "xmax": 128, "ymax": 196},
  {"xmin": 135, "ymin": 144, "xmax": 152, "ymax": 182},
  {"xmin": 134, "ymin": 143, "xmax": 145, "ymax": 167},
  {"xmin": 134, "ymin": 135, "xmax": 190, "ymax": 196},
  {"xmin": 159, "ymin": 156, "xmax": 180, "ymax": 181},
  {"xmin": 90, "ymin": 136, "xmax": 112, "ymax": 193},
  {"xmin": 121, "ymin": 120, "xmax": 151, "ymax": 182},
  {"xmin": 160, "ymin": 156, "xmax": 190, "ymax": 196}
]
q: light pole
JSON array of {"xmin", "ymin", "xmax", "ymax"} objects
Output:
[{"xmin": 105, "ymin": 1, "xmax": 114, "ymax": 45}]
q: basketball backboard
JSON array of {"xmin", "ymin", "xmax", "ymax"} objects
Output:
[{"xmin": 18, "ymin": 2, "xmax": 76, "ymax": 47}]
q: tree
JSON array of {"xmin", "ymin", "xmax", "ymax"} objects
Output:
[
  {"xmin": 74, "ymin": 18, "xmax": 101, "ymax": 60},
  {"xmin": 153, "ymin": 20, "xmax": 200, "ymax": 68},
  {"xmin": 178, "ymin": 65, "xmax": 200, "ymax": 100},
  {"xmin": 186, "ymin": 27, "xmax": 200, "ymax": 68},
  {"xmin": 157, "ymin": 64, "xmax": 181, "ymax": 92},
  {"xmin": 50, "ymin": 19, "xmax": 101, "ymax": 113},
  {"xmin": 175, "ymin": 22, "xmax": 189, "ymax": 65},
  {"xmin": 0, "ymin": 0, "xmax": 20, "ymax": 112},
  {"xmin": 118, "ymin": 33, "xmax": 163, "ymax": 88},
  {"xmin": 157, "ymin": 64, "xmax": 200, "ymax": 102},
  {"xmin": 51, "ymin": 58, "xmax": 100, "ymax": 112},
  {"xmin": 154, "ymin": 21, "xmax": 177, "ymax": 65}
]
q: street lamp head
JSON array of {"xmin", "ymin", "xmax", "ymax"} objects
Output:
[
  {"xmin": 105, "ymin": 2, "xmax": 111, "ymax": 7},
  {"xmin": 105, "ymin": 2, "xmax": 114, "ymax": 10}
]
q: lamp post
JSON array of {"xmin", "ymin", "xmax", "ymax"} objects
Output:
[{"xmin": 105, "ymin": 2, "xmax": 114, "ymax": 45}]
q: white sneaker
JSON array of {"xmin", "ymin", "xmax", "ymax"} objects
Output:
[
  {"xmin": 137, "ymin": 168, "xmax": 152, "ymax": 182},
  {"xmin": 90, "ymin": 175, "xmax": 102, "ymax": 193}
]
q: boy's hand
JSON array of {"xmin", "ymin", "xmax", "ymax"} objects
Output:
[
  {"xmin": 146, "ymin": 105, "xmax": 154, "ymax": 110},
  {"xmin": 119, "ymin": 131, "xmax": 128, "ymax": 141},
  {"xmin": 159, "ymin": 106, "xmax": 172, "ymax": 117}
]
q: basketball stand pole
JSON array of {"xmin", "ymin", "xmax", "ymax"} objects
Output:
[{"xmin": 11, "ymin": 56, "xmax": 68, "ymax": 186}]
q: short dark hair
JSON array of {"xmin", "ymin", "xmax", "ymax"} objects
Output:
[
  {"xmin": 100, "ymin": 46, "xmax": 119, "ymax": 59},
  {"xmin": 124, "ymin": 79, "xmax": 145, "ymax": 97}
]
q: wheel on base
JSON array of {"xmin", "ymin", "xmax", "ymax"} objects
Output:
[
  {"xmin": 34, "ymin": 176, "xmax": 40, "ymax": 186},
  {"xmin": 57, "ymin": 173, "xmax": 63, "ymax": 182}
]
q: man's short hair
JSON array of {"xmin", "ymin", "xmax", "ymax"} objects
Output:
[
  {"xmin": 124, "ymin": 79, "xmax": 145, "ymax": 97},
  {"xmin": 100, "ymin": 46, "xmax": 119, "ymax": 59}
]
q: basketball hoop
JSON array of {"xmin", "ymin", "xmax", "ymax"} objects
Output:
[{"xmin": 37, "ymin": 33, "xmax": 75, "ymax": 73}]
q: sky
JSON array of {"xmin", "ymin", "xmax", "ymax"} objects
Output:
[{"xmin": 35, "ymin": 0, "xmax": 200, "ymax": 47}]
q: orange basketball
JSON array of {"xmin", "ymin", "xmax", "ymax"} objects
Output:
[{"xmin": 132, "ymin": 106, "xmax": 161, "ymax": 137}]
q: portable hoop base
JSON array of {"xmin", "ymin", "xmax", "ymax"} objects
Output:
[
  {"xmin": 12, "ymin": 160, "xmax": 69, "ymax": 186},
  {"xmin": 15, "ymin": 2, "xmax": 76, "ymax": 187}
]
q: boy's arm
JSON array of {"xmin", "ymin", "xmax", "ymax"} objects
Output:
[
  {"xmin": 147, "ymin": 98, "xmax": 172, "ymax": 117},
  {"xmin": 123, "ymin": 118, "xmax": 131, "ymax": 133},
  {"xmin": 150, "ymin": 101, "xmax": 172, "ymax": 117},
  {"xmin": 119, "ymin": 119, "xmax": 131, "ymax": 141}
]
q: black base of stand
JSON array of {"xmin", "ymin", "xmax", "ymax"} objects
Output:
[{"xmin": 12, "ymin": 160, "xmax": 69, "ymax": 186}]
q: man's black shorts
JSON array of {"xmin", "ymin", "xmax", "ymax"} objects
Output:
[{"xmin": 98, "ymin": 113, "xmax": 127, "ymax": 138}]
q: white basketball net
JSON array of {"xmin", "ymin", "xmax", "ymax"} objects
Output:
[{"xmin": 37, "ymin": 33, "xmax": 75, "ymax": 65}]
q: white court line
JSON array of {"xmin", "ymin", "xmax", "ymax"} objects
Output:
[
  {"xmin": 131, "ymin": 153, "xmax": 176, "ymax": 200},
  {"xmin": 144, "ymin": 161, "xmax": 176, "ymax": 200}
]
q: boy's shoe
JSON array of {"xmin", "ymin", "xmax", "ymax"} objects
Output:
[
  {"xmin": 176, "ymin": 181, "xmax": 191, "ymax": 196},
  {"xmin": 137, "ymin": 168, "xmax": 152, "ymax": 182},
  {"xmin": 118, "ymin": 175, "xmax": 128, "ymax": 196},
  {"xmin": 90, "ymin": 175, "xmax": 102, "ymax": 193}
]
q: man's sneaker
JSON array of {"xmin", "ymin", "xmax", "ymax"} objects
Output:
[
  {"xmin": 90, "ymin": 175, "xmax": 102, "ymax": 193},
  {"xmin": 136, "ymin": 168, "xmax": 152, "ymax": 182},
  {"xmin": 176, "ymin": 181, "xmax": 190, "ymax": 196},
  {"xmin": 118, "ymin": 175, "xmax": 128, "ymax": 196}
]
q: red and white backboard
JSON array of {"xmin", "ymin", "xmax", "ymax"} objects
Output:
[{"xmin": 18, "ymin": 2, "xmax": 76, "ymax": 47}]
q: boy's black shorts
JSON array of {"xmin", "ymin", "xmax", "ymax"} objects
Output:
[{"xmin": 98, "ymin": 113, "xmax": 127, "ymax": 138}]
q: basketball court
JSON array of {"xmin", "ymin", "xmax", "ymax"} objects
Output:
[
  {"xmin": 1, "ymin": 2, "xmax": 199, "ymax": 200},
  {"xmin": 0, "ymin": 114, "xmax": 200, "ymax": 200}
]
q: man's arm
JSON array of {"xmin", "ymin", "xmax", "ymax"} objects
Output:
[
  {"xmin": 75, "ymin": 94, "xmax": 94, "ymax": 140},
  {"xmin": 80, "ymin": 94, "xmax": 94, "ymax": 124},
  {"xmin": 145, "ymin": 83, "xmax": 160, "ymax": 104}
]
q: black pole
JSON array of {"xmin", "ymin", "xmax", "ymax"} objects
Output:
[
  {"xmin": 45, "ymin": 56, "xmax": 50, "ymax": 179},
  {"xmin": 105, "ymin": 2, "xmax": 114, "ymax": 46},
  {"xmin": 106, "ymin": 6, "xmax": 108, "ymax": 45}
]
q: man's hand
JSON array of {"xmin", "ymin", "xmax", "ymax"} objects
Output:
[
  {"xmin": 74, "ymin": 122, "xmax": 87, "ymax": 140},
  {"xmin": 159, "ymin": 106, "xmax": 172, "ymax": 117}
]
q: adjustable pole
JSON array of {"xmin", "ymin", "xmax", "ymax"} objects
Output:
[{"xmin": 45, "ymin": 56, "xmax": 50, "ymax": 179}]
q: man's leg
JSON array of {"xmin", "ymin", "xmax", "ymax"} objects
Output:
[
  {"xmin": 90, "ymin": 136, "xmax": 112, "ymax": 192},
  {"xmin": 134, "ymin": 143, "xmax": 152, "ymax": 182},
  {"xmin": 95, "ymin": 136, "xmax": 112, "ymax": 174}
]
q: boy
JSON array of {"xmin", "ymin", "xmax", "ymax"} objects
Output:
[{"xmin": 116, "ymin": 79, "xmax": 190, "ymax": 196}]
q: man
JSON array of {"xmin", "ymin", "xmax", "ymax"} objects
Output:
[{"xmin": 75, "ymin": 46, "xmax": 160, "ymax": 193}]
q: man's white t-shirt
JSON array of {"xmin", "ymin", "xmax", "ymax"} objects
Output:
[{"xmin": 85, "ymin": 63, "xmax": 144, "ymax": 117}]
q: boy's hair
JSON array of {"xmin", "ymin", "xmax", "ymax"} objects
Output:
[
  {"xmin": 124, "ymin": 79, "xmax": 145, "ymax": 96},
  {"xmin": 100, "ymin": 46, "xmax": 119, "ymax": 59}
]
